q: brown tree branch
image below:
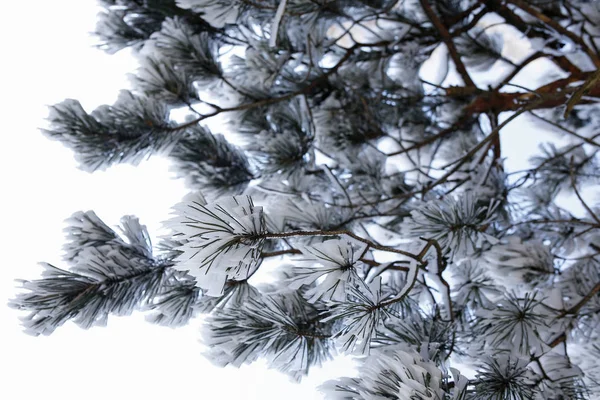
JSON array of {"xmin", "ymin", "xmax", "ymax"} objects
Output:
[
  {"xmin": 506, "ymin": 0, "xmax": 600, "ymax": 68},
  {"xmin": 494, "ymin": 51, "xmax": 546, "ymax": 89},
  {"xmin": 420, "ymin": 0, "xmax": 476, "ymax": 88},
  {"xmin": 484, "ymin": 0, "xmax": 582, "ymax": 74},
  {"xmin": 421, "ymin": 101, "xmax": 534, "ymax": 195},
  {"xmin": 263, "ymin": 230, "xmax": 420, "ymax": 260},
  {"xmin": 261, "ymin": 249, "xmax": 302, "ymax": 258},
  {"xmin": 558, "ymin": 282, "xmax": 600, "ymax": 318},
  {"xmin": 564, "ymin": 68, "xmax": 600, "ymax": 117},
  {"xmin": 450, "ymin": 6, "xmax": 488, "ymax": 37}
]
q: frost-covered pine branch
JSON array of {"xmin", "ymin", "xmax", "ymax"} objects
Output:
[{"xmin": 9, "ymin": 212, "xmax": 199, "ymax": 334}]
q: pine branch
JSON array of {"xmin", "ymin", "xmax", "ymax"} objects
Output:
[
  {"xmin": 570, "ymin": 158, "xmax": 600, "ymax": 225},
  {"xmin": 167, "ymin": 40, "xmax": 392, "ymax": 131},
  {"xmin": 9, "ymin": 257, "xmax": 175, "ymax": 335}
]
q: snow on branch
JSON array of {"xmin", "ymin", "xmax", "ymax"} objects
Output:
[
  {"xmin": 403, "ymin": 193, "xmax": 499, "ymax": 260},
  {"xmin": 44, "ymin": 91, "xmax": 175, "ymax": 171},
  {"xmin": 203, "ymin": 292, "xmax": 333, "ymax": 380},
  {"xmin": 320, "ymin": 345, "xmax": 447, "ymax": 399},
  {"xmin": 10, "ymin": 212, "xmax": 200, "ymax": 334},
  {"xmin": 167, "ymin": 193, "xmax": 266, "ymax": 295},
  {"xmin": 288, "ymin": 239, "xmax": 368, "ymax": 302}
]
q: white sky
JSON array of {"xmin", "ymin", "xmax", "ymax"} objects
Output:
[{"xmin": 0, "ymin": 2, "xmax": 593, "ymax": 399}]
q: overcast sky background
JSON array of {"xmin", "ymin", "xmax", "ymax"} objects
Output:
[{"xmin": 0, "ymin": 2, "xmax": 591, "ymax": 399}]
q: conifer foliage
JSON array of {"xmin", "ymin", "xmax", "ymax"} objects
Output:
[{"xmin": 10, "ymin": 0, "xmax": 600, "ymax": 398}]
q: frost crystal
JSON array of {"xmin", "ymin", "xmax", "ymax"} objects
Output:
[
  {"xmin": 479, "ymin": 293, "xmax": 550, "ymax": 356},
  {"xmin": 485, "ymin": 238, "xmax": 555, "ymax": 288},
  {"xmin": 168, "ymin": 193, "xmax": 266, "ymax": 295},
  {"xmin": 324, "ymin": 278, "xmax": 389, "ymax": 355},
  {"xmin": 320, "ymin": 345, "xmax": 446, "ymax": 400},
  {"xmin": 289, "ymin": 239, "xmax": 368, "ymax": 302},
  {"xmin": 404, "ymin": 194, "xmax": 498, "ymax": 259}
]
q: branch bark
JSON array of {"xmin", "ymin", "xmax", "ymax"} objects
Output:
[
  {"xmin": 484, "ymin": 0, "xmax": 583, "ymax": 74},
  {"xmin": 420, "ymin": 0, "xmax": 476, "ymax": 88},
  {"xmin": 506, "ymin": 0, "xmax": 600, "ymax": 68}
]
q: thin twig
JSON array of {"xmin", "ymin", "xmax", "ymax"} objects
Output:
[
  {"xmin": 558, "ymin": 282, "xmax": 600, "ymax": 317},
  {"xmin": 420, "ymin": 0, "xmax": 476, "ymax": 88},
  {"xmin": 506, "ymin": 0, "xmax": 600, "ymax": 68},
  {"xmin": 569, "ymin": 157, "xmax": 600, "ymax": 225},
  {"xmin": 169, "ymin": 41, "xmax": 392, "ymax": 132},
  {"xmin": 263, "ymin": 230, "xmax": 420, "ymax": 260}
]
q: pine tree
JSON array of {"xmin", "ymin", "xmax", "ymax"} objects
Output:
[{"xmin": 9, "ymin": 0, "xmax": 600, "ymax": 398}]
